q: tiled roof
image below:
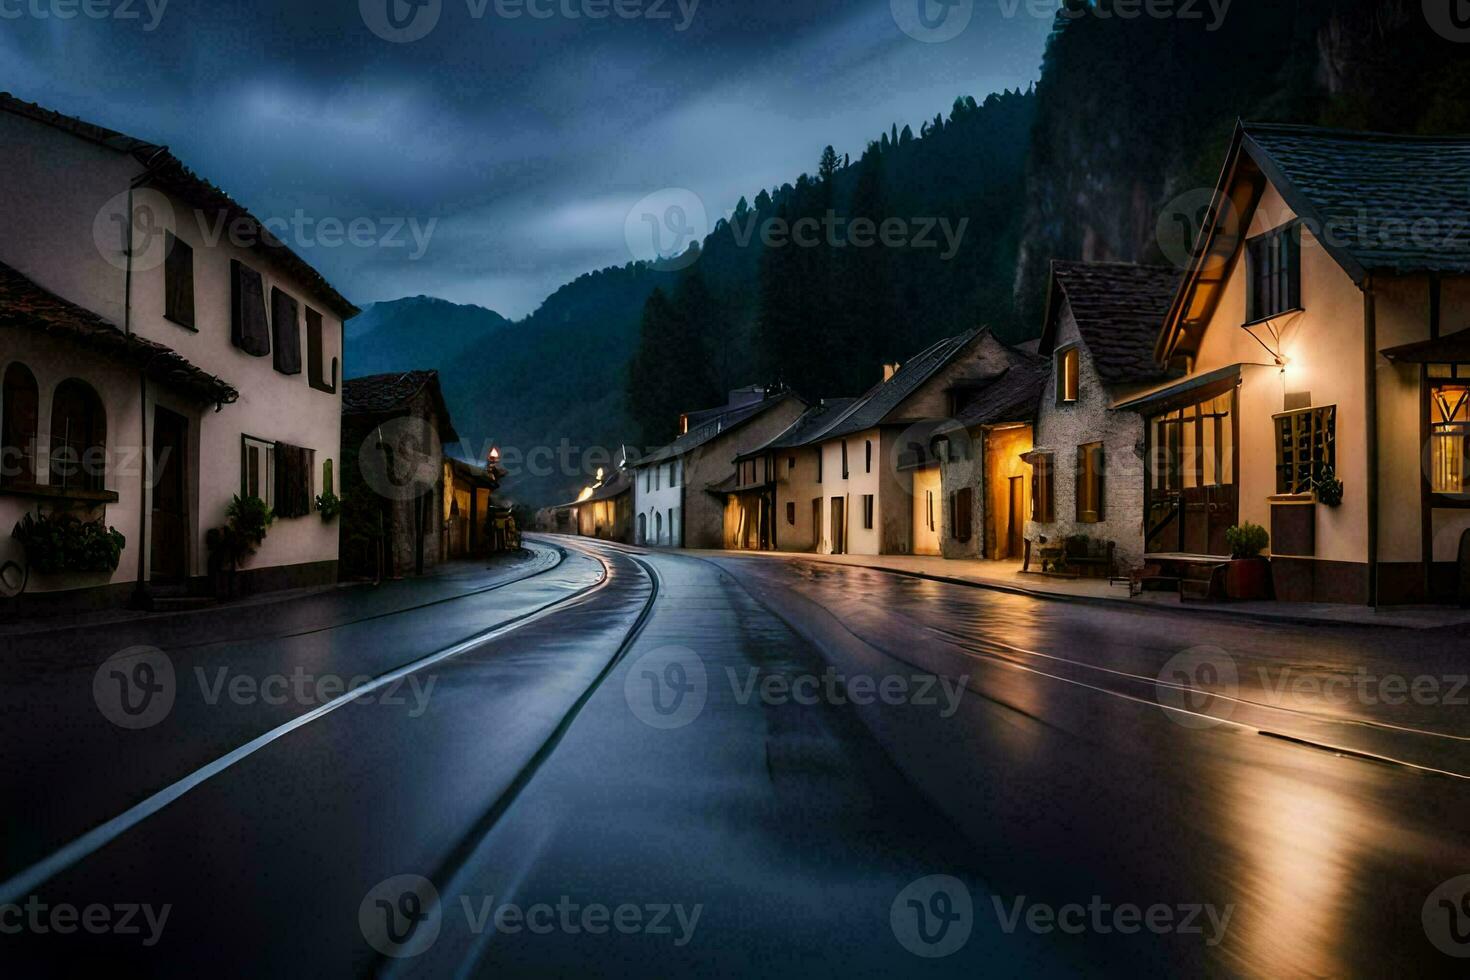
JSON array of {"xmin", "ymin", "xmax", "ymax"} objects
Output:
[
  {"xmin": 343, "ymin": 370, "xmax": 459, "ymax": 442},
  {"xmin": 634, "ymin": 393, "xmax": 801, "ymax": 467},
  {"xmin": 0, "ymin": 93, "xmax": 359, "ymax": 320},
  {"xmin": 954, "ymin": 360, "xmax": 1049, "ymax": 428},
  {"xmin": 1242, "ymin": 122, "xmax": 1470, "ymax": 278},
  {"xmin": 802, "ymin": 330, "xmax": 981, "ymax": 445},
  {"xmin": 0, "ymin": 260, "xmax": 238, "ymax": 407},
  {"xmin": 736, "ymin": 398, "xmax": 859, "ymax": 461},
  {"xmin": 1043, "ymin": 261, "xmax": 1179, "ymax": 386}
]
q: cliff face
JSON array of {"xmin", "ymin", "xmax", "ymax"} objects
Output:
[{"xmin": 1013, "ymin": 0, "xmax": 1470, "ymax": 328}]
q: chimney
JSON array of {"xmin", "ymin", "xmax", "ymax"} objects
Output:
[
  {"xmin": 726, "ymin": 385, "xmax": 765, "ymax": 409},
  {"xmin": 882, "ymin": 363, "xmax": 901, "ymax": 383}
]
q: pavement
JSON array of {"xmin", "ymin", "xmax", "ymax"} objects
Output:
[
  {"xmin": 3, "ymin": 534, "xmax": 1468, "ymax": 977},
  {"xmin": 682, "ymin": 548, "xmax": 1470, "ymax": 630}
]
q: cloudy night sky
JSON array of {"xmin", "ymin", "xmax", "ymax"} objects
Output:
[{"xmin": 2, "ymin": 0, "xmax": 1053, "ymax": 318}]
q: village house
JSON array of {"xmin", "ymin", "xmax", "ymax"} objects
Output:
[
  {"xmin": 340, "ymin": 371, "xmax": 461, "ymax": 579},
  {"xmin": 727, "ymin": 398, "xmax": 856, "ymax": 552},
  {"xmin": 0, "ymin": 95, "xmax": 355, "ymax": 612},
  {"xmin": 551, "ymin": 463, "xmax": 636, "ymax": 544},
  {"xmin": 634, "ymin": 386, "xmax": 806, "ymax": 550},
  {"xmin": 1023, "ymin": 261, "xmax": 1182, "ymax": 576},
  {"xmin": 1125, "ymin": 122, "xmax": 1470, "ymax": 604}
]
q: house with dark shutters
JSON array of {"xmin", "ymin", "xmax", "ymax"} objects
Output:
[
  {"xmin": 1122, "ymin": 122, "xmax": 1470, "ymax": 604},
  {"xmin": 0, "ymin": 95, "xmax": 355, "ymax": 610},
  {"xmin": 1025, "ymin": 261, "xmax": 1182, "ymax": 575}
]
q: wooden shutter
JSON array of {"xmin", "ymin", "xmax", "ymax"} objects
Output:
[
  {"xmin": 271, "ymin": 288, "xmax": 302, "ymax": 375},
  {"xmin": 306, "ymin": 307, "xmax": 327, "ymax": 390},
  {"xmin": 231, "ymin": 261, "xmax": 271, "ymax": 357},
  {"xmin": 1093, "ymin": 445, "xmax": 1106, "ymax": 521},
  {"xmin": 1076, "ymin": 445, "xmax": 1087, "ymax": 521},
  {"xmin": 164, "ymin": 232, "xmax": 195, "ymax": 328},
  {"xmin": 1285, "ymin": 224, "xmax": 1302, "ymax": 311},
  {"xmin": 955, "ymin": 487, "xmax": 973, "ymax": 543}
]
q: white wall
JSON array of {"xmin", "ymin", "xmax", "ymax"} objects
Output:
[{"xmin": 633, "ymin": 458, "xmax": 682, "ymax": 547}]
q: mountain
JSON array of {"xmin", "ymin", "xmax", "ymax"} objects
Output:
[{"xmin": 345, "ymin": 296, "xmax": 511, "ymax": 380}]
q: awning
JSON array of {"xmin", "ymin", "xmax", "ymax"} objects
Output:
[
  {"xmin": 1381, "ymin": 327, "xmax": 1470, "ymax": 364},
  {"xmin": 1112, "ymin": 364, "xmax": 1242, "ymax": 415}
]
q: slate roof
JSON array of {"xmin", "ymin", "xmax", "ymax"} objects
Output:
[
  {"xmin": 735, "ymin": 398, "xmax": 860, "ymax": 462},
  {"xmin": 796, "ymin": 330, "xmax": 982, "ymax": 446},
  {"xmin": 954, "ymin": 360, "xmax": 1049, "ymax": 428},
  {"xmin": 1241, "ymin": 122, "xmax": 1470, "ymax": 279},
  {"xmin": 0, "ymin": 93, "xmax": 359, "ymax": 320},
  {"xmin": 634, "ymin": 393, "xmax": 801, "ymax": 467},
  {"xmin": 342, "ymin": 370, "xmax": 459, "ymax": 442},
  {"xmin": 1041, "ymin": 261, "xmax": 1179, "ymax": 386},
  {"xmin": 0, "ymin": 260, "xmax": 239, "ymax": 407}
]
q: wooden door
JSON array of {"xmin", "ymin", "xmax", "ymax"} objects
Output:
[
  {"xmin": 1007, "ymin": 476, "xmax": 1025, "ymax": 560},
  {"xmin": 811, "ymin": 498, "xmax": 822, "ymax": 551},
  {"xmin": 150, "ymin": 408, "xmax": 188, "ymax": 582},
  {"xmin": 830, "ymin": 497, "xmax": 846, "ymax": 555}
]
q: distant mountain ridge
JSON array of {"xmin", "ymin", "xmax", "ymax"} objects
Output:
[{"xmin": 345, "ymin": 296, "xmax": 511, "ymax": 380}]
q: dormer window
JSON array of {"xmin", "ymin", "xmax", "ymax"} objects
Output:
[
  {"xmin": 1056, "ymin": 346, "xmax": 1080, "ymax": 404},
  {"xmin": 1246, "ymin": 222, "xmax": 1302, "ymax": 323}
]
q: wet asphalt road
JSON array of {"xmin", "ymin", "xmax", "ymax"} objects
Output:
[{"xmin": 3, "ymin": 535, "xmax": 1468, "ymax": 977}]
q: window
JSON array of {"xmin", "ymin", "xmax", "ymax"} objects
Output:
[
  {"xmin": 231, "ymin": 261, "xmax": 271, "ymax": 357},
  {"xmin": 306, "ymin": 307, "xmax": 336, "ymax": 393},
  {"xmin": 865, "ymin": 440, "xmax": 872, "ymax": 473},
  {"xmin": 242, "ymin": 436, "xmax": 274, "ymax": 506},
  {"xmin": 1076, "ymin": 443, "xmax": 1105, "ymax": 523},
  {"xmin": 952, "ymin": 488, "xmax": 973, "ymax": 543},
  {"xmin": 1247, "ymin": 222, "xmax": 1302, "ymax": 323},
  {"xmin": 49, "ymin": 379, "xmax": 106, "ymax": 492},
  {"xmin": 1057, "ymin": 347, "xmax": 1080, "ymax": 404},
  {"xmin": 788, "ymin": 456, "xmax": 796, "ymax": 472},
  {"xmin": 1, "ymin": 363, "xmax": 39, "ymax": 487},
  {"xmin": 1274, "ymin": 406, "xmax": 1336, "ymax": 496},
  {"xmin": 816, "ymin": 450, "xmax": 823, "ymax": 484},
  {"xmin": 786, "ymin": 502, "xmax": 796, "ymax": 525},
  {"xmin": 654, "ymin": 464, "xmax": 660, "ymax": 492},
  {"xmin": 271, "ymin": 287, "xmax": 302, "ymax": 376},
  {"xmin": 925, "ymin": 491, "xmax": 935, "ymax": 532},
  {"xmin": 637, "ymin": 513, "xmax": 647, "ymax": 543},
  {"xmin": 164, "ymin": 232, "xmax": 195, "ymax": 329},
  {"xmin": 1430, "ymin": 373, "xmax": 1469, "ymax": 498},
  {"xmin": 841, "ymin": 441, "xmax": 849, "ymax": 480},
  {"xmin": 863, "ymin": 494, "xmax": 875, "ymax": 530},
  {"xmin": 1032, "ymin": 453, "xmax": 1055, "ymax": 523},
  {"xmin": 668, "ymin": 508, "xmax": 677, "ymax": 544},
  {"xmin": 273, "ymin": 443, "xmax": 315, "ymax": 518}
]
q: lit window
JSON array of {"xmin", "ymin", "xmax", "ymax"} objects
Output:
[
  {"xmin": 1076, "ymin": 443, "xmax": 1105, "ymax": 524},
  {"xmin": 1032, "ymin": 453, "xmax": 1055, "ymax": 523},
  {"xmin": 1057, "ymin": 347, "xmax": 1080, "ymax": 404},
  {"xmin": 1274, "ymin": 406, "xmax": 1336, "ymax": 496},
  {"xmin": 1431, "ymin": 380, "xmax": 1469, "ymax": 497}
]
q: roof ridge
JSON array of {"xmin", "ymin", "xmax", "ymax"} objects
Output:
[{"xmin": 1242, "ymin": 120, "xmax": 1470, "ymax": 143}]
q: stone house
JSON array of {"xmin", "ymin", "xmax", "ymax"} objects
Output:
[{"xmin": 1025, "ymin": 261, "xmax": 1181, "ymax": 574}]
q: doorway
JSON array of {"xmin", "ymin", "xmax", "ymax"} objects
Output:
[
  {"xmin": 1006, "ymin": 476, "xmax": 1025, "ymax": 560},
  {"xmin": 829, "ymin": 496, "xmax": 846, "ymax": 555},
  {"xmin": 150, "ymin": 407, "xmax": 189, "ymax": 582},
  {"xmin": 811, "ymin": 498, "xmax": 822, "ymax": 551}
]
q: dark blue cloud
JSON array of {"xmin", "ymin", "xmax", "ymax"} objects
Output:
[{"xmin": 3, "ymin": 0, "xmax": 1052, "ymax": 316}]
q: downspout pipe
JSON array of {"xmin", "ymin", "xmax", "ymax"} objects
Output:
[
  {"xmin": 127, "ymin": 152, "xmax": 170, "ymax": 605},
  {"xmin": 1364, "ymin": 276, "xmax": 1379, "ymax": 608}
]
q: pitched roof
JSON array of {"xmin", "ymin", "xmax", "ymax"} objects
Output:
[
  {"xmin": 1041, "ymin": 261, "xmax": 1179, "ymax": 386},
  {"xmin": 799, "ymin": 330, "xmax": 982, "ymax": 446},
  {"xmin": 634, "ymin": 393, "xmax": 801, "ymax": 467},
  {"xmin": 1242, "ymin": 122, "xmax": 1470, "ymax": 279},
  {"xmin": 342, "ymin": 370, "xmax": 459, "ymax": 442},
  {"xmin": 954, "ymin": 360, "xmax": 1049, "ymax": 428},
  {"xmin": 0, "ymin": 260, "xmax": 238, "ymax": 407},
  {"xmin": 735, "ymin": 397, "xmax": 860, "ymax": 462},
  {"xmin": 0, "ymin": 93, "xmax": 359, "ymax": 320}
]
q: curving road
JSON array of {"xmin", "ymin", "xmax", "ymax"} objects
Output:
[{"xmin": 3, "ymin": 535, "xmax": 1467, "ymax": 977}]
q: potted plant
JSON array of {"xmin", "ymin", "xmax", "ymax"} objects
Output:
[
  {"xmin": 1313, "ymin": 463, "xmax": 1344, "ymax": 508},
  {"xmin": 206, "ymin": 494, "xmax": 274, "ymax": 598},
  {"xmin": 12, "ymin": 510, "xmax": 126, "ymax": 575},
  {"xmin": 315, "ymin": 459, "xmax": 342, "ymax": 523},
  {"xmin": 1222, "ymin": 522, "xmax": 1273, "ymax": 601}
]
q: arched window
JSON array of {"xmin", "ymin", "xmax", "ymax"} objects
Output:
[
  {"xmin": 655, "ymin": 511, "xmax": 664, "ymax": 544},
  {"xmin": 1, "ymin": 363, "xmax": 39, "ymax": 488},
  {"xmin": 637, "ymin": 513, "xmax": 647, "ymax": 544},
  {"xmin": 50, "ymin": 379, "xmax": 106, "ymax": 492}
]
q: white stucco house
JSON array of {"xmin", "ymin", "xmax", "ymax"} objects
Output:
[{"xmin": 0, "ymin": 94, "xmax": 357, "ymax": 613}]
